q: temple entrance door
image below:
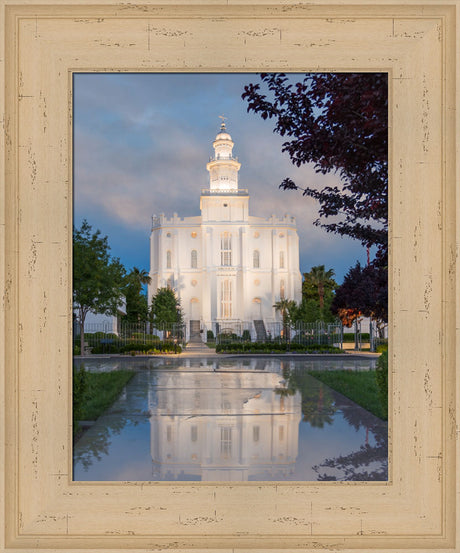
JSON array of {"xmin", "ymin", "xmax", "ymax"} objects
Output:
[
  {"xmin": 189, "ymin": 298, "xmax": 201, "ymax": 342},
  {"xmin": 189, "ymin": 320, "xmax": 201, "ymax": 342}
]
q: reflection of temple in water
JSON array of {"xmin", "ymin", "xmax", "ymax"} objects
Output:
[{"xmin": 148, "ymin": 366, "xmax": 301, "ymax": 481}]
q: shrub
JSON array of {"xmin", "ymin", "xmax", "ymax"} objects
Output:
[
  {"xmin": 73, "ymin": 344, "xmax": 81, "ymax": 356},
  {"xmin": 207, "ymin": 330, "xmax": 214, "ymax": 341},
  {"xmin": 90, "ymin": 340, "xmax": 124, "ymax": 354},
  {"xmin": 129, "ymin": 332, "xmax": 160, "ymax": 343},
  {"xmin": 148, "ymin": 334, "xmax": 161, "ymax": 342},
  {"xmin": 375, "ymin": 350, "xmax": 388, "ymax": 419},
  {"xmin": 217, "ymin": 332, "xmax": 239, "ymax": 343},
  {"xmin": 242, "ymin": 329, "xmax": 251, "ymax": 342},
  {"xmin": 215, "ymin": 342, "xmax": 342, "ymax": 354},
  {"xmin": 121, "ymin": 343, "xmax": 151, "ymax": 353},
  {"xmin": 343, "ymin": 332, "xmax": 370, "ymax": 342},
  {"xmin": 121, "ymin": 341, "xmax": 182, "ymax": 354}
]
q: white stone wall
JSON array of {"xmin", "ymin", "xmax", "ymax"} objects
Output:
[
  {"xmin": 80, "ymin": 298, "xmax": 127, "ymax": 334},
  {"xmin": 148, "ymin": 126, "xmax": 302, "ymax": 337},
  {"xmin": 148, "ymin": 211, "xmax": 302, "ymax": 331}
]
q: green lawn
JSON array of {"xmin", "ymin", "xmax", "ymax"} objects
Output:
[
  {"xmin": 307, "ymin": 369, "xmax": 387, "ymax": 421},
  {"xmin": 75, "ymin": 369, "xmax": 135, "ymax": 422}
]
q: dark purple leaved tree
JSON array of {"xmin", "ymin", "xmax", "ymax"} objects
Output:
[{"xmin": 242, "ymin": 73, "xmax": 388, "ymax": 318}]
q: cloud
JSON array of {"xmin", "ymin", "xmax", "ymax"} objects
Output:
[{"xmin": 74, "ymin": 73, "xmax": 369, "ymax": 282}]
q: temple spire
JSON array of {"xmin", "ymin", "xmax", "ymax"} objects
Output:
[{"xmin": 206, "ymin": 120, "xmax": 241, "ymax": 193}]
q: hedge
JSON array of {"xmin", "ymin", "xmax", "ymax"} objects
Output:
[
  {"xmin": 375, "ymin": 350, "xmax": 388, "ymax": 419},
  {"xmin": 215, "ymin": 342, "xmax": 342, "ymax": 354},
  {"xmin": 82, "ymin": 340, "xmax": 181, "ymax": 355},
  {"xmin": 343, "ymin": 332, "xmax": 370, "ymax": 342}
]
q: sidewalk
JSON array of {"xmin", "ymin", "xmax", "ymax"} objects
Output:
[{"xmin": 183, "ymin": 341, "xmax": 220, "ymax": 357}]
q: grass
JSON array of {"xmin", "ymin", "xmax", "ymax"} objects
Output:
[
  {"xmin": 307, "ymin": 369, "xmax": 387, "ymax": 421},
  {"xmin": 79, "ymin": 370, "xmax": 135, "ymax": 421}
]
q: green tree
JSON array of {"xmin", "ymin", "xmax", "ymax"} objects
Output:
[
  {"xmin": 306, "ymin": 265, "xmax": 336, "ymax": 309},
  {"xmin": 123, "ymin": 267, "xmax": 151, "ymax": 324},
  {"xmin": 300, "ymin": 265, "xmax": 337, "ymax": 322},
  {"xmin": 295, "ymin": 299, "xmax": 321, "ymax": 324},
  {"xmin": 150, "ymin": 287, "xmax": 183, "ymax": 335},
  {"xmin": 73, "ymin": 220, "xmax": 126, "ymax": 356},
  {"xmin": 273, "ymin": 299, "xmax": 296, "ymax": 343}
]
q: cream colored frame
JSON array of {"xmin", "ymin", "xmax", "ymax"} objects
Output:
[{"xmin": 0, "ymin": 1, "xmax": 458, "ymax": 551}]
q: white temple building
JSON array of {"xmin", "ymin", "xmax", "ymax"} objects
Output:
[{"xmin": 148, "ymin": 121, "xmax": 302, "ymax": 341}]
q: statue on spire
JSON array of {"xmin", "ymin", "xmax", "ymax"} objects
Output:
[{"xmin": 218, "ymin": 114, "xmax": 227, "ymax": 131}]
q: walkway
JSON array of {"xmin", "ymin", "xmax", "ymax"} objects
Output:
[{"xmin": 183, "ymin": 341, "xmax": 219, "ymax": 357}]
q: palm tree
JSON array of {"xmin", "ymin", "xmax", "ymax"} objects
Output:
[
  {"xmin": 124, "ymin": 267, "xmax": 152, "ymax": 325},
  {"xmin": 308, "ymin": 265, "xmax": 336, "ymax": 310},
  {"xmin": 273, "ymin": 299, "xmax": 296, "ymax": 343},
  {"xmin": 130, "ymin": 267, "xmax": 151, "ymax": 289}
]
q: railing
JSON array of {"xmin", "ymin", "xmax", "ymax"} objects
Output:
[
  {"xmin": 209, "ymin": 155, "xmax": 238, "ymax": 162},
  {"xmin": 74, "ymin": 321, "xmax": 187, "ymax": 354},
  {"xmin": 201, "ymin": 188, "xmax": 249, "ymax": 196},
  {"xmin": 202, "ymin": 319, "xmax": 343, "ymax": 347}
]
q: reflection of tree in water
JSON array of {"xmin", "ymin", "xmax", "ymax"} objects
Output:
[
  {"xmin": 73, "ymin": 414, "xmax": 133, "ymax": 471},
  {"xmin": 281, "ymin": 368, "xmax": 336, "ymax": 428},
  {"xmin": 282, "ymin": 367, "xmax": 388, "ymax": 481},
  {"xmin": 74, "ymin": 372, "xmax": 148, "ymax": 472},
  {"xmin": 313, "ymin": 396, "xmax": 388, "ymax": 481}
]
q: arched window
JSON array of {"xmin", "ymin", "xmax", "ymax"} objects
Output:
[
  {"xmin": 280, "ymin": 279, "xmax": 285, "ymax": 299},
  {"xmin": 221, "ymin": 232, "xmax": 232, "ymax": 266},
  {"xmin": 253, "ymin": 250, "xmax": 260, "ymax": 268},
  {"xmin": 279, "ymin": 251, "xmax": 285, "ymax": 269},
  {"xmin": 166, "ymin": 250, "xmax": 172, "ymax": 269},
  {"xmin": 191, "ymin": 249, "xmax": 197, "ymax": 268}
]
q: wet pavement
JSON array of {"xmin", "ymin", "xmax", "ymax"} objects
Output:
[{"xmin": 73, "ymin": 356, "xmax": 387, "ymax": 482}]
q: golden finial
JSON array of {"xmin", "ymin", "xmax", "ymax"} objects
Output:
[{"xmin": 218, "ymin": 114, "xmax": 227, "ymax": 130}]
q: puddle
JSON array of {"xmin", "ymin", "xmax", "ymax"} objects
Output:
[{"xmin": 73, "ymin": 356, "xmax": 387, "ymax": 482}]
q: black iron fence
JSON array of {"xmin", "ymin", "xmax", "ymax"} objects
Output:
[
  {"xmin": 75, "ymin": 319, "xmax": 386, "ymax": 354},
  {"xmin": 74, "ymin": 321, "xmax": 186, "ymax": 355},
  {"xmin": 205, "ymin": 320, "xmax": 344, "ymax": 348}
]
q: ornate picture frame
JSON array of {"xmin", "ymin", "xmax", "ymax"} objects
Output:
[{"xmin": 1, "ymin": 1, "xmax": 458, "ymax": 551}]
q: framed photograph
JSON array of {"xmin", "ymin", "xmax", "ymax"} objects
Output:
[
  {"xmin": 71, "ymin": 71, "xmax": 389, "ymax": 484},
  {"xmin": 1, "ymin": 1, "xmax": 458, "ymax": 551}
]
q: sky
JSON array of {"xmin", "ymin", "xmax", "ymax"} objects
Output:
[{"xmin": 73, "ymin": 73, "xmax": 369, "ymax": 284}]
